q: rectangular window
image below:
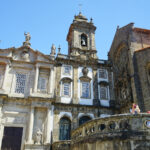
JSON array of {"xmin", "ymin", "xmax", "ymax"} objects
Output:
[
  {"xmin": 63, "ymin": 65, "xmax": 71, "ymax": 75},
  {"xmin": 37, "ymin": 68, "xmax": 49, "ymax": 93},
  {"xmin": 38, "ymin": 77, "xmax": 47, "ymax": 91},
  {"xmin": 63, "ymin": 83, "xmax": 70, "ymax": 96},
  {"xmin": 81, "ymin": 82, "xmax": 90, "ymax": 98},
  {"xmin": 99, "ymin": 69, "xmax": 107, "ymax": 79},
  {"xmin": 100, "ymin": 87, "xmax": 108, "ymax": 100},
  {"xmin": 15, "ymin": 73, "xmax": 26, "ymax": 94}
]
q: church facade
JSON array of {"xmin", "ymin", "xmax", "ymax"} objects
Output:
[{"xmin": 0, "ymin": 13, "xmax": 150, "ymax": 150}]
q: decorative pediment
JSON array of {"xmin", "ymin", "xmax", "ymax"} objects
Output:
[
  {"xmin": 79, "ymin": 76, "xmax": 91, "ymax": 82},
  {"xmin": 11, "ymin": 46, "xmax": 51, "ymax": 63},
  {"xmin": 99, "ymin": 81, "xmax": 109, "ymax": 86},
  {"xmin": 12, "ymin": 46, "xmax": 34, "ymax": 62},
  {"xmin": 61, "ymin": 77, "xmax": 73, "ymax": 83}
]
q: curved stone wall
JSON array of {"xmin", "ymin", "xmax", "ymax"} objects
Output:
[{"xmin": 71, "ymin": 113, "xmax": 150, "ymax": 150}]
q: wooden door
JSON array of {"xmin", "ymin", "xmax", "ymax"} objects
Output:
[{"xmin": 1, "ymin": 127, "xmax": 23, "ymax": 150}]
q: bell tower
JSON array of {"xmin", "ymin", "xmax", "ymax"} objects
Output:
[{"xmin": 67, "ymin": 12, "xmax": 97, "ymax": 59}]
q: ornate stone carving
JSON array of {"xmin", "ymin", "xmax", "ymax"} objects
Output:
[
  {"xmin": 113, "ymin": 45, "xmax": 133, "ymax": 107},
  {"xmin": 60, "ymin": 77, "xmax": 73, "ymax": 83},
  {"xmin": 23, "ymin": 32, "xmax": 31, "ymax": 46},
  {"xmin": 115, "ymin": 77, "xmax": 132, "ymax": 107},
  {"xmin": 82, "ymin": 67, "xmax": 89, "ymax": 77},
  {"xmin": 21, "ymin": 50, "xmax": 30, "ymax": 60},
  {"xmin": 50, "ymin": 44, "xmax": 56, "ymax": 56}
]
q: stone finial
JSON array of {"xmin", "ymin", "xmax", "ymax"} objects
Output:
[
  {"xmin": 90, "ymin": 18, "xmax": 93, "ymax": 23},
  {"xmin": 58, "ymin": 45, "xmax": 61, "ymax": 54},
  {"xmin": 23, "ymin": 32, "xmax": 31, "ymax": 47},
  {"xmin": 50, "ymin": 44, "xmax": 56, "ymax": 56}
]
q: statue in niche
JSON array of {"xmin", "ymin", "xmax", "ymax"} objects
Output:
[
  {"xmin": 120, "ymin": 86, "xmax": 129, "ymax": 100},
  {"xmin": 115, "ymin": 78, "xmax": 132, "ymax": 107},
  {"xmin": 34, "ymin": 129, "xmax": 43, "ymax": 145}
]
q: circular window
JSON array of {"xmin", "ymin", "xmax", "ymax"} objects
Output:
[
  {"xmin": 109, "ymin": 122, "xmax": 116, "ymax": 130},
  {"xmin": 99, "ymin": 124, "xmax": 106, "ymax": 131},
  {"xmin": 145, "ymin": 120, "xmax": 150, "ymax": 128}
]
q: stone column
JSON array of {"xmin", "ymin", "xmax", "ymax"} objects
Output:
[
  {"xmin": 27, "ymin": 106, "xmax": 34, "ymax": 144},
  {"xmin": 49, "ymin": 68, "xmax": 54, "ymax": 94},
  {"xmin": 2, "ymin": 64, "xmax": 9, "ymax": 89},
  {"xmin": 55, "ymin": 64, "xmax": 62, "ymax": 102},
  {"xmin": 45, "ymin": 107, "xmax": 51, "ymax": 144},
  {"xmin": 93, "ymin": 68, "xmax": 100, "ymax": 106},
  {"xmin": 73, "ymin": 66, "xmax": 79, "ymax": 104},
  {"xmin": 34, "ymin": 65, "xmax": 39, "ymax": 93}
]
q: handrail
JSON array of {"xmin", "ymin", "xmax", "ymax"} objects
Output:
[{"xmin": 71, "ymin": 113, "xmax": 150, "ymax": 143}]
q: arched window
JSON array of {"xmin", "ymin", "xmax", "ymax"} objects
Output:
[
  {"xmin": 59, "ymin": 117, "xmax": 71, "ymax": 140},
  {"xmin": 81, "ymin": 34, "xmax": 87, "ymax": 47},
  {"xmin": 79, "ymin": 116, "xmax": 91, "ymax": 126}
]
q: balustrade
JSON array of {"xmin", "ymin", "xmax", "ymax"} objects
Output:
[{"xmin": 71, "ymin": 113, "xmax": 150, "ymax": 143}]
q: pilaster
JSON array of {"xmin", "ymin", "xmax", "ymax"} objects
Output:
[
  {"xmin": 2, "ymin": 64, "xmax": 9, "ymax": 90},
  {"xmin": 44, "ymin": 107, "xmax": 51, "ymax": 144},
  {"xmin": 71, "ymin": 112, "xmax": 78, "ymax": 130},
  {"xmin": 26, "ymin": 106, "xmax": 34, "ymax": 144},
  {"xmin": 33, "ymin": 65, "xmax": 39, "ymax": 93},
  {"xmin": 53, "ymin": 110, "xmax": 59, "ymax": 142},
  {"xmin": 93, "ymin": 68, "xmax": 100, "ymax": 106},
  {"xmin": 55, "ymin": 65, "xmax": 61, "ymax": 102},
  {"xmin": 73, "ymin": 66, "xmax": 79, "ymax": 104},
  {"xmin": 49, "ymin": 67, "xmax": 54, "ymax": 95}
]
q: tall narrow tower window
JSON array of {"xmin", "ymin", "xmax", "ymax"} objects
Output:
[{"xmin": 81, "ymin": 34, "xmax": 87, "ymax": 47}]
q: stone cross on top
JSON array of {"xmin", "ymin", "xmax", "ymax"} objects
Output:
[
  {"xmin": 78, "ymin": 4, "xmax": 82, "ymax": 13},
  {"xmin": 23, "ymin": 32, "xmax": 31, "ymax": 47}
]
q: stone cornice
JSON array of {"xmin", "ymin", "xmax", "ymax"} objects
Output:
[{"xmin": 52, "ymin": 102, "xmax": 114, "ymax": 110}]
